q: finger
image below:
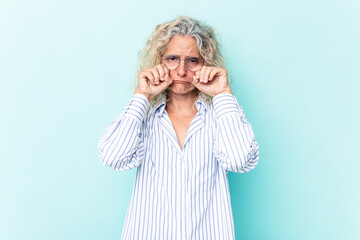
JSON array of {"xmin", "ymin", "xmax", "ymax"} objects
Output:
[
  {"xmin": 151, "ymin": 68, "xmax": 160, "ymax": 84},
  {"xmin": 163, "ymin": 77, "xmax": 173, "ymax": 87},
  {"xmin": 208, "ymin": 68, "xmax": 217, "ymax": 82},
  {"xmin": 156, "ymin": 65, "xmax": 166, "ymax": 81},
  {"xmin": 162, "ymin": 64, "xmax": 171, "ymax": 82},
  {"xmin": 194, "ymin": 70, "xmax": 201, "ymax": 80},
  {"xmin": 139, "ymin": 71, "xmax": 151, "ymax": 84},
  {"xmin": 143, "ymin": 71, "xmax": 155, "ymax": 85},
  {"xmin": 203, "ymin": 67, "xmax": 213, "ymax": 83},
  {"xmin": 192, "ymin": 75, "xmax": 200, "ymax": 86},
  {"xmin": 200, "ymin": 66, "xmax": 207, "ymax": 83}
]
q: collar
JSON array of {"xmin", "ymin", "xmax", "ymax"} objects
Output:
[{"xmin": 153, "ymin": 92, "xmax": 210, "ymax": 117}]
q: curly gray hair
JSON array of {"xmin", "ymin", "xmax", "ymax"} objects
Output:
[{"xmin": 133, "ymin": 15, "xmax": 228, "ymax": 111}]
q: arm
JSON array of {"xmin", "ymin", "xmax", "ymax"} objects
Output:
[
  {"xmin": 98, "ymin": 94, "xmax": 149, "ymax": 171},
  {"xmin": 212, "ymin": 93, "xmax": 259, "ymax": 173}
]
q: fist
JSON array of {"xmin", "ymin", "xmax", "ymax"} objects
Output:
[
  {"xmin": 191, "ymin": 66, "xmax": 232, "ymax": 97},
  {"xmin": 135, "ymin": 64, "xmax": 173, "ymax": 101}
]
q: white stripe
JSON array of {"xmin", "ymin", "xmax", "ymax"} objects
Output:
[{"xmin": 98, "ymin": 93, "xmax": 260, "ymax": 239}]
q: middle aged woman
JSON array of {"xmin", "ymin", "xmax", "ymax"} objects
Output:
[{"xmin": 98, "ymin": 15, "xmax": 260, "ymax": 240}]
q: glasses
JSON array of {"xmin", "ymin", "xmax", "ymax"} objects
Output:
[{"xmin": 161, "ymin": 55, "xmax": 204, "ymax": 72}]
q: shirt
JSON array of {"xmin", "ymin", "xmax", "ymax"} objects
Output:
[{"xmin": 98, "ymin": 92, "xmax": 259, "ymax": 240}]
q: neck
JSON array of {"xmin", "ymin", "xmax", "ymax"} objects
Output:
[{"xmin": 166, "ymin": 89, "xmax": 199, "ymax": 115}]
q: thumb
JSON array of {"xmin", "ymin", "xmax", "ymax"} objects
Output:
[
  {"xmin": 192, "ymin": 75, "xmax": 200, "ymax": 86},
  {"xmin": 164, "ymin": 73, "xmax": 173, "ymax": 84}
]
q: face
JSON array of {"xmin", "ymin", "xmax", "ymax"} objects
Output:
[{"xmin": 162, "ymin": 34, "xmax": 201, "ymax": 96}]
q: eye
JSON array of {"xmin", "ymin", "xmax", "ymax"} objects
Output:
[
  {"xmin": 187, "ymin": 57, "xmax": 200, "ymax": 63},
  {"xmin": 166, "ymin": 56, "xmax": 179, "ymax": 61}
]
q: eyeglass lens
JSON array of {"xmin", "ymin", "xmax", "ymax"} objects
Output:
[{"xmin": 162, "ymin": 55, "xmax": 203, "ymax": 71}]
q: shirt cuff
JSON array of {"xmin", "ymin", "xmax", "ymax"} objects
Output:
[
  {"xmin": 123, "ymin": 94, "xmax": 150, "ymax": 122},
  {"xmin": 213, "ymin": 93, "xmax": 240, "ymax": 120}
]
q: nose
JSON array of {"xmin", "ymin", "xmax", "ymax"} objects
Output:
[{"xmin": 177, "ymin": 59, "xmax": 186, "ymax": 77}]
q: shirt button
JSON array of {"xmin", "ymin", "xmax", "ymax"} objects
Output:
[{"xmin": 138, "ymin": 133, "xmax": 142, "ymax": 138}]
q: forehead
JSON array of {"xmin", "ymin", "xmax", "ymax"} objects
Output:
[{"xmin": 163, "ymin": 35, "xmax": 200, "ymax": 56}]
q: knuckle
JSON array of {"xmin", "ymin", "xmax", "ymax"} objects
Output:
[{"xmin": 162, "ymin": 65, "xmax": 169, "ymax": 73}]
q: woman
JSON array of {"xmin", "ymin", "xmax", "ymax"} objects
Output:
[{"xmin": 98, "ymin": 16, "xmax": 259, "ymax": 240}]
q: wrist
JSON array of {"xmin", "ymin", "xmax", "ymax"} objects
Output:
[
  {"xmin": 134, "ymin": 90, "xmax": 153, "ymax": 102},
  {"xmin": 215, "ymin": 86, "xmax": 232, "ymax": 96}
]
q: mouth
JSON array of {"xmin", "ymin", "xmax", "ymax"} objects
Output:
[{"xmin": 173, "ymin": 80, "xmax": 190, "ymax": 84}]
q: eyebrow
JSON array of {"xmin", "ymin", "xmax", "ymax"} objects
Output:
[{"xmin": 164, "ymin": 54, "xmax": 201, "ymax": 58}]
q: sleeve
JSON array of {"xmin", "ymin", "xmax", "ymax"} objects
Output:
[
  {"xmin": 212, "ymin": 93, "xmax": 259, "ymax": 173},
  {"xmin": 98, "ymin": 94, "xmax": 150, "ymax": 171}
]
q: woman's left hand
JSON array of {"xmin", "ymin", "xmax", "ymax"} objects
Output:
[{"xmin": 191, "ymin": 66, "xmax": 232, "ymax": 97}]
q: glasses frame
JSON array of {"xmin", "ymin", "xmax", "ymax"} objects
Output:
[{"xmin": 161, "ymin": 55, "xmax": 204, "ymax": 72}]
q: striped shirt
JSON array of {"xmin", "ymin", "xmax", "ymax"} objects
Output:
[{"xmin": 98, "ymin": 92, "xmax": 259, "ymax": 240}]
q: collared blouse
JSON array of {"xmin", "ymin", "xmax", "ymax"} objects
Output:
[{"xmin": 98, "ymin": 92, "xmax": 259, "ymax": 240}]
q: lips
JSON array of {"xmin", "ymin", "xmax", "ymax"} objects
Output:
[{"xmin": 173, "ymin": 80, "xmax": 190, "ymax": 84}]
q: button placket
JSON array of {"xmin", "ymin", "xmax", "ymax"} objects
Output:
[{"xmin": 183, "ymin": 148, "xmax": 192, "ymax": 239}]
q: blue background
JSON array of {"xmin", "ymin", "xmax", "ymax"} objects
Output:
[{"xmin": 1, "ymin": 0, "xmax": 359, "ymax": 239}]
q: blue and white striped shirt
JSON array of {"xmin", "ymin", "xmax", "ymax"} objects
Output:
[{"xmin": 98, "ymin": 92, "xmax": 259, "ymax": 240}]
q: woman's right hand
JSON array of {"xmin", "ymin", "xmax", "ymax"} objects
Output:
[{"xmin": 134, "ymin": 64, "xmax": 173, "ymax": 102}]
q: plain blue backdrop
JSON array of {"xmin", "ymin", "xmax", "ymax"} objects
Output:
[{"xmin": 1, "ymin": 0, "xmax": 359, "ymax": 239}]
